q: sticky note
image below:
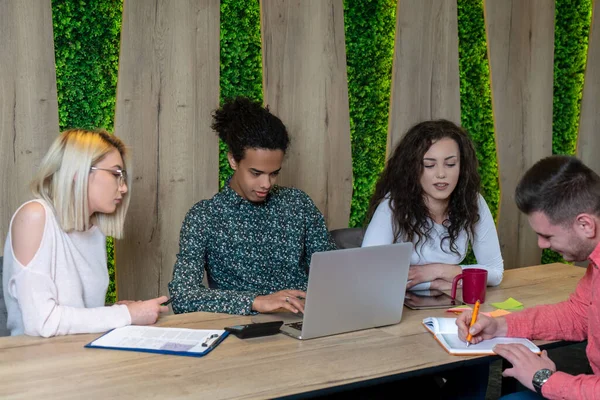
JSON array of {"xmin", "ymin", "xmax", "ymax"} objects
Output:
[
  {"xmin": 482, "ymin": 309, "xmax": 512, "ymax": 318},
  {"xmin": 490, "ymin": 297, "xmax": 524, "ymax": 310}
]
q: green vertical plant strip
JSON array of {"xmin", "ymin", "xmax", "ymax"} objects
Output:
[
  {"xmin": 457, "ymin": 0, "xmax": 499, "ymax": 219},
  {"xmin": 344, "ymin": 0, "xmax": 397, "ymax": 227},
  {"xmin": 52, "ymin": 0, "xmax": 122, "ymax": 131},
  {"xmin": 542, "ymin": 0, "xmax": 592, "ymax": 265},
  {"xmin": 219, "ymin": 0, "xmax": 263, "ymax": 188},
  {"xmin": 456, "ymin": 0, "xmax": 499, "ymax": 265},
  {"xmin": 552, "ymin": 0, "xmax": 592, "ymax": 156},
  {"xmin": 52, "ymin": 0, "xmax": 123, "ymax": 303}
]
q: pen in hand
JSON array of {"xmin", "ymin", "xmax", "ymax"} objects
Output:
[
  {"xmin": 465, "ymin": 299, "xmax": 481, "ymax": 347},
  {"xmin": 161, "ymin": 297, "xmax": 173, "ymax": 306}
]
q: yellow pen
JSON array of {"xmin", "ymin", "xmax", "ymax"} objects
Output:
[{"xmin": 465, "ymin": 299, "xmax": 481, "ymax": 347}]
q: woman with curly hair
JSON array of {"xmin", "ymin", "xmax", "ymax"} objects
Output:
[
  {"xmin": 362, "ymin": 119, "xmax": 503, "ymax": 292},
  {"xmin": 359, "ymin": 119, "xmax": 502, "ymax": 399}
]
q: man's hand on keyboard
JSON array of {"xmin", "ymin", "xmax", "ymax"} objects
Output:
[{"xmin": 252, "ymin": 290, "xmax": 306, "ymax": 313}]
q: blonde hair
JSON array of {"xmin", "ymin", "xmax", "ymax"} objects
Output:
[{"xmin": 31, "ymin": 129, "xmax": 132, "ymax": 238}]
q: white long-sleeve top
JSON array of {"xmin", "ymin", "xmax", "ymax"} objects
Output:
[
  {"xmin": 362, "ymin": 194, "xmax": 503, "ymax": 290},
  {"xmin": 2, "ymin": 199, "xmax": 131, "ymax": 337}
]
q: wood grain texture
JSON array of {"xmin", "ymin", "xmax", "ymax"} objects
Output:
[
  {"xmin": 578, "ymin": 0, "xmax": 600, "ymax": 175},
  {"xmin": 485, "ymin": 0, "xmax": 554, "ymax": 269},
  {"xmin": 261, "ymin": 0, "xmax": 353, "ymax": 230},
  {"xmin": 115, "ymin": 0, "xmax": 220, "ymax": 300},
  {"xmin": 387, "ymin": 0, "xmax": 461, "ymax": 152},
  {"xmin": 0, "ymin": 263, "xmax": 584, "ymax": 400},
  {"xmin": 0, "ymin": 0, "xmax": 59, "ymax": 254}
]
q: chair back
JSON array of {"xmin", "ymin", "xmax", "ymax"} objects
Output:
[
  {"xmin": 330, "ymin": 227, "xmax": 365, "ymax": 249},
  {"xmin": 0, "ymin": 256, "xmax": 8, "ymax": 336}
]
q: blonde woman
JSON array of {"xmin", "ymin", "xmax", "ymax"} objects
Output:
[{"xmin": 2, "ymin": 129, "xmax": 168, "ymax": 337}]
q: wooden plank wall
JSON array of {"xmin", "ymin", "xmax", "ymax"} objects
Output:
[
  {"xmin": 261, "ymin": 0, "xmax": 353, "ymax": 230},
  {"xmin": 387, "ymin": 0, "xmax": 461, "ymax": 151},
  {"xmin": 114, "ymin": 0, "xmax": 220, "ymax": 300},
  {"xmin": 2, "ymin": 0, "xmax": 592, "ymax": 298},
  {"xmin": 578, "ymin": 0, "xmax": 600, "ymax": 176},
  {"xmin": 0, "ymin": 0, "xmax": 59, "ymax": 254},
  {"xmin": 485, "ymin": 0, "xmax": 555, "ymax": 269}
]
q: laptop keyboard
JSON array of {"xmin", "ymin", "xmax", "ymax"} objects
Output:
[{"xmin": 287, "ymin": 321, "xmax": 303, "ymax": 330}]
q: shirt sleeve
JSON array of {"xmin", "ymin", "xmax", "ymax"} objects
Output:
[
  {"xmin": 504, "ymin": 266, "xmax": 595, "ymax": 399},
  {"xmin": 168, "ymin": 202, "xmax": 260, "ymax": 315},
  {"xmin": 302, "ymin": 192, "xmax": 337, "ymax": 259},
  {"xmin": 461, "ymin": 194, "xmax": 504, "ymax": 286},
  {"xmin": 506, "ymin": 265, "xmax": 591, "ymax": 342},
  {"xmin": 361, "ymin": 199, "xmax": 396, "ymax": 247},
  {"xmin": 541, "ymin": 371, "xmax": 600, "ymax": 400},
  {"xmin": 10, "ymin": 269, "xmax": 130, "ymax": 337}
]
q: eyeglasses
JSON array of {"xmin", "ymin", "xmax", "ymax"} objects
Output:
[{"xmin": 90, "ymin": 167, "xmax": 128, "ymax": 187}]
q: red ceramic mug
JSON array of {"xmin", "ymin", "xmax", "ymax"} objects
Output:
[{"xmin": 451, "ymin": 268, "xmax": 488, "ymax": 304}]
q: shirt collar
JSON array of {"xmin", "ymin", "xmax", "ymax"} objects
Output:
[
  {"xmin": 588, "ymin": 239, "xmax": 600, "ymax": 267},
  {"xmin": 218, "ymin": 177, "xmax": 277, "ymax": 207},
  {"xmin": 219, "ymin": 181, "xmax": 245, "ymax": 206}
]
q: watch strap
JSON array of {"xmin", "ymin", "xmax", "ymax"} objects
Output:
[{"xmin": 533, "ymin": 381, "xmax": 544, "ymax": 395}]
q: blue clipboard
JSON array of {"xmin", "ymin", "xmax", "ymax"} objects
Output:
[{"xmin": 84, "ymin": 326, "xmax": 230, "ymax": 358}]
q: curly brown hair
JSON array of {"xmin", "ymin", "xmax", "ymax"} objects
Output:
[{"xmin": 366, "ymin": 119, "xmax": 481, "ymax": 255}]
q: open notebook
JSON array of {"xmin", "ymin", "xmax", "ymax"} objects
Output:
[{"xmin": 423, "ymin": 317, "xmax": 541, "ymax": 356}]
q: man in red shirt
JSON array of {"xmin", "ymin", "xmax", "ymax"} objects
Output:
[{"xmin": 457, "ymin": 155, "xmax": 600, "ymax": 400}]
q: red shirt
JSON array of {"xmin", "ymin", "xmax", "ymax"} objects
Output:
[{"xmin": 506, "ymin": 241, "xmax": 600, "ymax": 399}]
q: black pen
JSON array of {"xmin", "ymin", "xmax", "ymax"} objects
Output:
[{"xmin": 161, "ymin": 297, "xmax": 173, "ymax": 306}]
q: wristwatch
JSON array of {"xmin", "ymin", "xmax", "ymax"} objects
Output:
[{"xmin": 532, "ymin": 368, "xmax": 554, "ymax": 395}]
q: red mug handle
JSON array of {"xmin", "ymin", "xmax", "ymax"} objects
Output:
[{"xmin": 451, "ymin": 273, "xmax": 464, "ymax": 300}]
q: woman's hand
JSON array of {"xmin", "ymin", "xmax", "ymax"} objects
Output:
[
  {"xmin": 126, "ymin": 296, "xmax": 169, "ymax": 325},
  {"xmin": 428, "ymin": 279, "xmax": 453, "ymax": 291},
  {"xmin": 407, "ymin": 263, "xmax": 461, "ymax": 289},
  {"xmin": 252, "ymin": 290, "xmax": 307, "ymax": 314}
]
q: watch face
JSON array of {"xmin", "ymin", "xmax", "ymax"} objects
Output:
[
  {"xmin": 533, "ymin": 368, "xmax": 554, "ymax": 393},
  {"xmin": 535, "ymin": 369, "xmax": 553, "ymax": 381}
]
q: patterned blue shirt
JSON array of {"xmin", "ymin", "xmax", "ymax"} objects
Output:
[{"xmin": 168, "ymin": 183, "xmax": 337, "ymax": 315}]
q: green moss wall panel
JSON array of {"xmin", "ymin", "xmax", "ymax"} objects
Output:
[
  {"xmin": 115, "ymin": 0, "xmax": 220, "ymax": 300},
  {"xmin": 485, "ymin": 0, "xmax": 554, "ymax": 269},
  {"xmin": 261, "ymin": 0, "xmax": 353, "ymax": 229}
]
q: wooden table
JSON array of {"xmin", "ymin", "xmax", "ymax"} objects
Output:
[{"xmin": 0, "ymin": 263, "xmax": 586, "ymax": 399}]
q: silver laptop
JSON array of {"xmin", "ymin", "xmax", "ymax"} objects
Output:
[{"xmin": 279, "ymin": 242, "xmax": 412, "ymax": 340}]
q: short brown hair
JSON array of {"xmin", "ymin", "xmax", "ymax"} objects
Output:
[{"xmin": 515, "ymin": 155, "xmax": 600, "ymax": 225}]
